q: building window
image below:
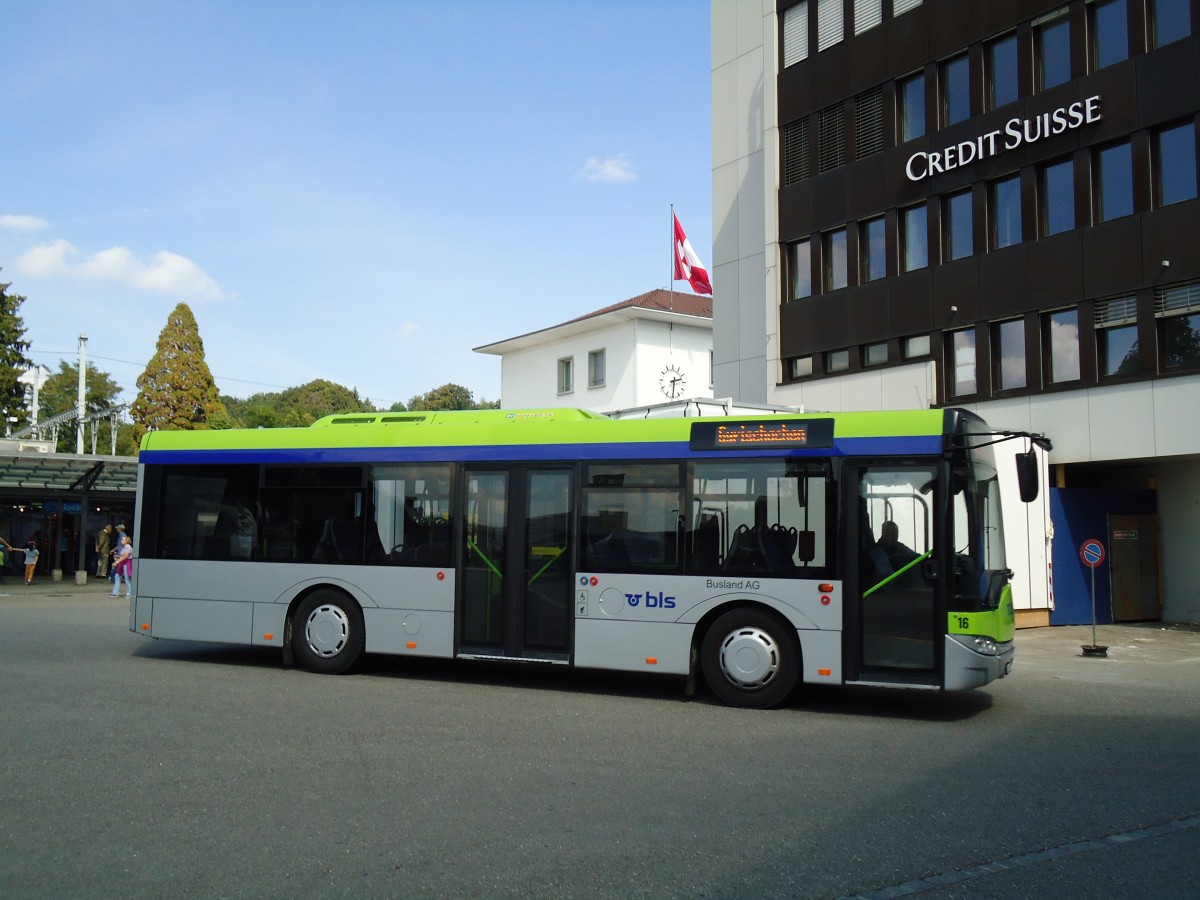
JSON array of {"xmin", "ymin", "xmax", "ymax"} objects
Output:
[
  {"xmin": 783, "ymin": 118, "xmax": 811, "ymax": 186},
  {"xmin": 864, "ymin": 342, "xmax": 888, "ymax": 365},
  {"xmin": 1034, "ymin": 7, "xmax": 1072, "ymax": 91},
  {"xmin": 902, "ymin": 204, "xmax": 928, "ymax": 271},
  {"xmin": 949, "ymin": 328, "xmax": 977, "ymax": 397},
  {"xmin": 782, "ymin": 2, "xmax": 809, "ymax": 67},
  {"xmin": 994, "ymin": 319, "xmax": 1027, "ymax": 390},
  {"xmin": 941, "ymin": 53, "xmax": 970, "ymax": 126},
  {"xmin": 557, "ymin": 357, "xmax": 574, "ymax": 394},
  {"xmin": 1152, "ymin": 0, "xmax": 1191, "ymax": 47},
  {"xmin": 1045, "ymin": 308, "xmax": 1081, "ymax": 383},
  {"xmin": 790, "ymin": 356, "xmax": 814, "ymax": 379},
  {"xmin": 860, "ymin": 216, "xmax": 886, "ymax": 281},
  {"xmin": 944, "ymin": 189, "xmax": 974, "ymax": 261},
  {"xmin": 893, "ymin": 0, "xmax": 923, "ymax": 14},
  {"xmin": 588, "ymin": 349, "xmax": 606, "ymax": 388},
  {"xmin": 1095, "ymin": 296, "xmax": 1140, "ymax": 377},
  {"xmin": 818, "ymin": 103, "xmax": 846, "ymax": 173},
  {"xmin": 1154, "ymin": 122, "xmax": 1198, "ymax": 207},
  {"xmin": 1096, "ymin": 141, "xmax": 1134, "ymax": 221},
  {"xmin": 817, "ymin": 0, "xmax": 843, "ymax": 51},
  {"xmin": 826, "ymin": 349, "xmax": 850, "ymax": 373},
  {"xmin": 898, "ymin": 71, "xmax": 925, "ymax": 142},
  {"xmin": 1039, "ymin": 158, "xmax": 1076, "ymax": 237},
  {"xmin": 904, "ymin": 334, "xmax": 931, "ymax": 358},
  {"xmin": 986, "ymin": 33, "xmax": 1019, "ymax": 110},
  {"xmin": 823, "ymin": 228, "xmax": 848, "ymax": 291},
  {"xmin": 1155, "ymin": 281, "xmax": 1200, "ymax": 369},
  {"xmin": 855, "ymin": 86, "xmax": 884, "ymax": 159},
  {"xmin": 788, "ymin": 239, "xmax": 812, "ymax": 300},
  {"xmin": 990, "ymin": 174, "xmax": 1022, "ymax": 249},
  {"xmin": 1089, "ymin": 0, "xmax": 1129, "ymax": 70},
  {"xmin": 854, "ymin": 0, "xmax": 882, "ymax": 34}
]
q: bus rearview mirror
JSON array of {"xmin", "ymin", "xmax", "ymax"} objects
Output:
[{"xmin": 1015, "ymin": 450, "xmax": 1039, "ymax": 503}]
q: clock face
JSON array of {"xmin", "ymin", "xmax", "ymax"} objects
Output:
[{"xmin": 659, "ymin": 364, "xmax": 685, "ymax": 399}]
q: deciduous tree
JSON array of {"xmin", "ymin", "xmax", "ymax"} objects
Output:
[{"xmin": 38, "ymin": 361, "xmax": 131, "ymax": 453}]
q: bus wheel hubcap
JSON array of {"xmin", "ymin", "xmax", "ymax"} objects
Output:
[
  {"xmin": 718, "ymin": 626, "xmax": 780, "ymax": 689},
  {"xmin": 305, "ymin": 605, "xmax": 349, "ymax": 658}
]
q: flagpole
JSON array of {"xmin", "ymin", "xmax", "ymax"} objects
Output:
[{"xmin": 669, "ymin": 203, "xmax": 675, "ymax": 295}]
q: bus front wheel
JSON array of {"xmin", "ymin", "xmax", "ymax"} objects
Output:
[
  {"xmin": 292, "ymin": 590, "xmax": 365, "ymax": 674},
  {"xmin": 701, "ymin": 609, "xmax": 799, "ymax": 709}
]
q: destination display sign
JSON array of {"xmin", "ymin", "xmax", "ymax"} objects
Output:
[{"xmin": 689, "ymin": 419, "xmax": 834, "ymax": 451}]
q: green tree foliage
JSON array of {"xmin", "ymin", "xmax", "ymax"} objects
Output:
[
  {"xmin": 130, "ymin": 302, "xmax": 228, "ymax": 443},
  {"xmin": 222, "ymin": 379, "xmax": 373, "ymax": 429},
  {"xmin": 0, "ymin": 276, "xmax": 33, "ymax": 427},
  {"xmin": 406, "ymin": 383, "xmax": 494, "ymax": 411},
  {"xmin": 38, "ymin": 361, "xmax": 134, "ymax": 453}
]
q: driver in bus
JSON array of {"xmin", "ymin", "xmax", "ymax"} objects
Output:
[{"xmin": 876, "ymin": 520, "xmax": 919, "ymax": 575}]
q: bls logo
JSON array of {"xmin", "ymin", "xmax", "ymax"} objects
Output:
[{"xmin": 625, "ymin": 590, "xmax": 676, "ymax": 609}]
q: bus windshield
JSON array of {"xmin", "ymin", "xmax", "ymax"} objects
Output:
[{"xmin": 953, "ymin": 420, "xmax": 1007, "ymax": 608}]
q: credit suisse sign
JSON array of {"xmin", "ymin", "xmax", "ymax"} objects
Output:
[{"xmin": 905, "ymin": 95, "xmax": 1102, "ymax": 181}]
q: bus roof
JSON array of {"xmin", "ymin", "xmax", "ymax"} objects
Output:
[{"xmin": 137, "ymin": 407, "xmax": 951, "ymax": 462}]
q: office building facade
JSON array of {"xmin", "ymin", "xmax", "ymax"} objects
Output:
[{"xmin": 712, "ymin": 0, "xmax": 1200, "ymax": 623}]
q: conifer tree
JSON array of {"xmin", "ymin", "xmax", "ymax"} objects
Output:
[
  {"xmin": 130, "ymin": 302, "xmax": 227, "ymax": 444},
  {"xmin": 0, "ymin": 275, "xmax": 34, "ymax": 427}
]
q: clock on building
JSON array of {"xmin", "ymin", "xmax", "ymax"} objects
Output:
[{"xmin": 659, "ymin": 364, "xmax": 686, "ymax": 399}]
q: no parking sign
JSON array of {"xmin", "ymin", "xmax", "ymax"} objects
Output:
[
  {"xmin": 1079, "ymin": 538, "xmax": 1106, "ymax": 568},
  {"xmin": 1078, "ymin": 539, "xmax": 1108, "ymax": 657}
]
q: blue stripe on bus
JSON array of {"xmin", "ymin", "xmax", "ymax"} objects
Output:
[{"xmin": 138, "ymin": 434, "xmax": 943, "ymax": 466}]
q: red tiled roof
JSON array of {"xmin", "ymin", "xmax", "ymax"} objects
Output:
[{"xmin": 561, "ymin": 289, "xmax": 712, "ymax": 326}]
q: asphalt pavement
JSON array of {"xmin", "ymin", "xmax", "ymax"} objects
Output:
[{"xmin": 1, "ymin": 576, "xmax": 1198, "ymax": 898}]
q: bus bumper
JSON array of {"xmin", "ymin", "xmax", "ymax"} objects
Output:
[{"xmin": 944, "ymin": 634, "xmax": 1014, "ymax": 691}]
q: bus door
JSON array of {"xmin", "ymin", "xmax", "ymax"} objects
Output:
[
  {"xmin": 846, "ymin": 464, "xmax": 940, "ymax": 682},
  {"xmin": 459, "ymin": 467, "xmax": 573, "ymax": 661}
]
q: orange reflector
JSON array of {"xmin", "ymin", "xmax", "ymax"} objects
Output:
[
  {"xmin": 406, "ymin": 642, "xmax": 417, "ymax": 649},
  {"xmin": 646, "ymin": 657, "xmax": 658, "ymax": 665},
  {"xmin": 818, "ymin": 583, "xmax": 835, "ymax": 593},
  {"xmin": 818, "ymin": 668, "xmax": 832, "ymax": 676},
  {"xmin": 141, "ymin": 623, "xmax": 150, "ymax": 630},
  {"xmin": 263, "ymin": 634, "xmax": 273, "ymax": 641}
]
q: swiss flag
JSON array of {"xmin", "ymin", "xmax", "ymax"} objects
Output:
[{"xmin": 673, "ymin": 212, "xmax": 713, "ymax": 295}]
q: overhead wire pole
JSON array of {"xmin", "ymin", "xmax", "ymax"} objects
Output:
[{"xmin": 76, "ymin": 334, "xmax": 88, "ymax": 454}]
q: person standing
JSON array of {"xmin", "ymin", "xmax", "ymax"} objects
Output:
[
  {"xmin": 111, "ymin": 534, "xmax": 133, "ymax": 598},
  {"xmin": 0, "ymin": 536, "xmax": 13, "ymax": 583},
  {"xmin": 95, "ymin": 524, "xmax": 113, "ymax": 577},
  {"xmin": 21, "ymin": 539, "xmax": 40, "ymax": 585}
]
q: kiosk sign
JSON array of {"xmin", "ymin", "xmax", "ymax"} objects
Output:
[{"xmin": 1079, "ymin": 539, "xmax": 1105, "ymax": 569}]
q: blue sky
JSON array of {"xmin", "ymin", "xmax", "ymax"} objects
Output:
[{"xmin": 0, "ymin": 1, "xmax": 712, "ymax": 410}]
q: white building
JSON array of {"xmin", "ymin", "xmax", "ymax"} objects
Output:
[{"xmin": 474, "ymin": 289, "xmax": 715, "ymax": 413}]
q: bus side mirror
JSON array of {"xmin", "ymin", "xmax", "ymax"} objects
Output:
[{"xmin": 1015, "ymin": 450, "xmax": 1039, "ymax": 503}]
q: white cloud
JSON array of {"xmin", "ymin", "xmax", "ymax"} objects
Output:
[
  {"xmin": 13, "ymin": 239, "xmax": 226, "ymax": 300},
  {"xmin": 0, "ymin": 214, "xmax": 49, "ymax": 232},
  {"xmin": 581, "ymin": 154, "xmax": 636, "ymax": 183},
  {"xmin": 395, "ymin": 321, "xmax": 420, "ymax": 340}
]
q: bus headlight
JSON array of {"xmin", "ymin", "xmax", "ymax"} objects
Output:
[
  {"xmin": 951, "ymin": 633, "xmax": 1001, "ymax": 656},
  {"xmin": 972, "ymin": 636, "xmax": 998, "ymax": 655}
]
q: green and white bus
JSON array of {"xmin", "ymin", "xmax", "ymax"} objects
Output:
[{"xmin": 129, "ymin": 407, "xmax": 1045, "ymax": 708}]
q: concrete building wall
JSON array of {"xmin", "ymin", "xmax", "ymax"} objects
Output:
[{"xmin": 711, "ymin": 0, "xmax": 1200, "ymax": 622}]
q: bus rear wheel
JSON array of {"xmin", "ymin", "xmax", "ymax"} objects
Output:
[
  {"xmin": 292, "ymin": 590, "xmax": 365, "ymax": 674},
  {"xmin": 701, "ymin": 609, "xmax": 799, "ymax": 709}
]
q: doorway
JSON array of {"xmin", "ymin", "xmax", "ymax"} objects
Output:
[{"xmin": 460, "ymin": 467, "xmax": 573, "ymax": 660}]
